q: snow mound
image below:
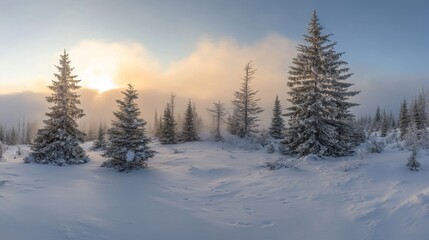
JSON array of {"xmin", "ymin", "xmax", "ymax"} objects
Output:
[{"xmin": 399, "ymin": 189, "xmax": 429, "ymax": 210}]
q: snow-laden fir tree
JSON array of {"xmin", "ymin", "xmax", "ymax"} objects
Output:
[
  {"xmin": 229, "ymin": 61, "xmax": 263, "ymax": 138},
  {"xmin": 180, "ymin": 100, "xmax": 200, "ymax": 142},
  {"xmin": 102, "ymin": 84, "xmax": 154, "ymax": 172},
  {"xmin": 380, "ymin": 110, "xmax": 389, "ymax": 137},
  {"xmin": 207, "ymin": 101, "xmax": 227, "ymax": 141},
  {"xmin": 412, "ymin": 91, "xmax": 427, "ymax": 131},
  {"xmin": 373, "ymin": 106, "xmax": 381, "ymax": 131},
  {"xmin": 284, "ymin": 11, "xmax": 359, "ymax": 157},
  {"xmin": 399, "ymin": 100, "xmax": 409, "ymax": 140},
  {"xmin": 159, "ymin": 103, "xmax": 177, "ymax": 144},
  {"xmin": 24, "ymin": 50, "xmax": 87, "ymax": 165},
  {"xmin": 153, "ymin": 109, "xmax": 159, "ymax": 136},
  {"xmin": 406, "ymin": 147, "xmax": 420, "ymax": 171},
  {"xmin": 269, "ymin": 95, "xmax": 286, "ymax": 139},
  {"xmin": 91, "ymin": 123, "xmax": 107, "ymax": 150}
]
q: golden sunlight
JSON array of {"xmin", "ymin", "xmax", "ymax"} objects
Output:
[{"xmin": 83, "ymin": 71, "xmax": 117, "ymax": 93}]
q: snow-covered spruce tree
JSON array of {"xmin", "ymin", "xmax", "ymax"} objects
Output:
[
  {"xmin": 373, "ymin": 106, "xmax": 381, "ymax": 131},
  {"xmin": 207, "ymin": 101, "xmax": 227, "ymax": 141},
  {"xmin": 230, "ymin": 61, "xmax": 264, "ymax": 138},
  {"xmin": 159, "ymin": 103, "xmax": 177, "ymax": 144},
  {"xmin": 24, "ymin": 50, "xmax": 87, "ymax": 165},
  {"xmin": 406, "ymin": 147, "xmax": 420, "ymax": 171},
  {"xmin": 399, "ymin": 100, "xmax": 409, "ymax": 140},
  {"xmin": 269, "ymin": 95, "xmax": 286, "ymax": 139},
  {"xmin": 180, "ymin": 100, "xmax": 200, "ymax": 142},
  {"xmin": 227, "ymin": 110, "xmax": 240, "ymax": 136},
  {"xmin": 91, "ymin": 123, "xmax": 107, "ymax": 150},
  {"xmin": 412, "ymin": 91, "xmax": 427, "ymax": 131},
  {"xmin": 380, "ymin": 110, "xmax": 389, "ymax": 137},
  {"xmin": 284, "ymin": 11, "xmax": 359, "ymax": 157},
  {"xmin": 102, "ymin": 84, "xmax": 154, "ymax": 172}
]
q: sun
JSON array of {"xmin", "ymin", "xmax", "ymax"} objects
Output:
[{"xmin": 84, "ymin": 71, "xmax": 118, "ymax": 93}]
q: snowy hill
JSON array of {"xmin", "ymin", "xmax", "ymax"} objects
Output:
[{"xmin": 1, "ymin": 141, "xmax": 429, "ymax": 240}]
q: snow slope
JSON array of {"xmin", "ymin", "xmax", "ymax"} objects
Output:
[{"xmin": 1, "ymin": 141, "xmax": 429, "ymax": 240}]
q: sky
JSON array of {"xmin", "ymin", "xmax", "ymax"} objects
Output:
[{"xmin": 1, "ymin": 0, "xmax": 429, "ymax": 127}]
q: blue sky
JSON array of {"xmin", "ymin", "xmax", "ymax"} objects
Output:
[
  {"xmin": 1, "ymin": 0, "xmax": 428, "ymax": 72},
  {"xmin": 0, "ymin": 0, "xmax": 428, "ymax": 116}
]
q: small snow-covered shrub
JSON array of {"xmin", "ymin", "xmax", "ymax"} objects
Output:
[
  {"xmin": 16, "ymin": 146, "xmax": 22, "ymax": 156},
  {"xmin": 265, "ymin": 143, "xmax": 275, "ymax": 154},
  {"xmin": 256, "ymin": 129, "xmax": 271, "ymax": 147},
  {"xmin": 278, "ymin": 142, "xmax": 289, "ymax": 155},
  {"xmin": 366, "ymin": 138, "xmax": 385, "ymax": 153},
  {"xmin": 406, "ymin": 148, "xmax": 421, "ymax": 171},
  {"xmin": 265, "ymin": 157, "xmax": 299, "ymax": 170},
  {"xmin": 171, "ymin": 148, "xmax": 185, "ymax": 154},
  {"xmin": 337, "ymin": 159, "xmax": 366, "ymax": 172}
]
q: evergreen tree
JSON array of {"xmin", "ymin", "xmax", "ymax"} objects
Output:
[
  {"xmin": 269, "ymin": 95, "xmax": 286, "ymax": 139},
  {"xmin": 373, "ymin": 106, "xmax": 381, "ymax": 131},
  {"xmin": 92, "ymin": 123, "xmax": 107, "ymax": 150},
  {"xmin": 207, "ymin": 101, "xmax": 227, "ymax": 141},
  {"xmin": 230, "ymin": 61, "xmax": 263, "ymax": 138},
  {"xmin": 155, "ymin": 115, "xmax": 163, "ymax": 138},
  {"xmin": 284, "ymin": 11, "xmax": 358, "ymax": 157},
  {"xmin": 102, "ymin": 84, "xmax": 154, "ymax": 172},
  {"xmin": 24, "ymin": 50, "xmax": 87, "ymax": 165},
  {"xmin": 399, "ymin": 100, "xmax": 409, "ymax": 140},
  {"xmin": 153, "ymin": 109, "xmax": 159, "ymax": 135},
  {"xmin": 380, "ymin": 110, "xmax": 388, "ymax": 137},
  {"xmin": 406, "ymin": 147, "xmax": 420, "ymax": 171},
  {"xmin": 159, "ymin": 103, "xmax": 177, "ymax": 144},
  {"xmin": 8, "ymin": 126, "xmax": 18, "ymax": 145},
  {"xmin": 180, "ymin": 100, "xmax": 200, "ymax": 142},
  {"xmin": 0, "ymin": 125, "xmax": 5, "ymax": 143},
  {"xmin": 413, "ymin": 91, "xmax": 427, "ymax": 130},
  {"xmin": 226, "ymin": 110, "xmax": 240, "ymax": 136}
]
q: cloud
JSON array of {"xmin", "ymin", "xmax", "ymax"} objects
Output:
[{"xmin": 64, "ymin": 35, "xmax": 297, "ymax": 128}]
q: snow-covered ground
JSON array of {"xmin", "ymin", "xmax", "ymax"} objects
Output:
[{"xmin": 1, "ymin": 140, "xmax": 429, "ymax": 240}]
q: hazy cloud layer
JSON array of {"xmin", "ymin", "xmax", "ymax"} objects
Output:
[{"xmin": 0, "ymin": 36, "xmax": 425, "ymax": 129}]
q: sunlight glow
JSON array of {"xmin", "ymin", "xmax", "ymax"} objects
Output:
[{"xmin": 84, "ymin": 71, "xmax": 117, "ymax": 93}]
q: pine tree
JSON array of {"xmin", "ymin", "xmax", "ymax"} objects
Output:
[
  {"xmin": 373, "ymin": 106, "xmax": 381, "ymax": 131},
  {"xmin": 24, "ymin": 50, "xmax": 87, "ymax": 165},
  {"xmin": 399, "ymin": 100, "xmax": 409, "ymax": 140},
  {"xmin": 284, "ymin": 11, "xmax": 359, "ymax": 157},
  {"xmin": 159, "ymin": 103, "xmax": 177, "ymax": 144},
  {"xmin": 380, "ymin": 110, "xmax": 389, "ymax": 137},
  {"xmin": 207, "ymin": 101, "xmax": 227, "ymax": 141},
  {"xmin": 92, "ymin": 123, "xmax": 107, "ymax": 150},
  {"xmin": 102, "ymin": 84, "xmax": 154, "ymax": 172},
  {"xmin": 269, "ymin": 95, "xmax": 286, "ymax": 139},
  {"xmin": 230, "ymin": 61, "xmax": 263, "ymax": 138},
  {"xmin": 8, "ymin": 126, "xmax": 17, "ymax": 145},
  {"xmin": 180, "ymin": 100, "xmax": 200, "ymax": 142},
  {"xmin": 153, "ymin": 109, "xmax": 159, "ymax": 135},
  {"xmin": 406, "ymin": 147, "xmax": 420, "ymax": 171}
]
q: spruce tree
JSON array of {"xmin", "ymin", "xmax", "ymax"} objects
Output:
[
  {"xmin": 180, "ymin": 100, "xmax": 200, "ymax": 142},
  {"xmin": 406, "ymin": 147, "xmax": 420, "ymax": 171},
  {"xmin": 207, "ymin": 101, "xmax": 227, "ymax": 141},
  {"xmin": 102, "ymin": 84, "xmax": 154, "ymax": 172},
  {"xmin": 373, "ymin": 106, "xmax": 381, "ymax": 131},
  {"xmin": 159, "ymin": 103, "xmax": 177, "ymax": 144},
  {"xmin": 284, "ymin": 11, "xmax": 358, "ymax": 157},
  {"xmin": 269, "ymin": 95, "xmax": 286, "ymax": 139},
  {"xmin": 24, "ymin": 50, "xmax": 87, "ymax": 165},
  {"xmin": 380, "ymin": 110, "xmax": 388, "ymax": 137},
  {"xmin": 399, "ymin": 100, "xmax": 409, "ymax": 140},
  {"xmin": 230, "ymin": 61, "xmax": 263, "ymax": 138},
  {"xmin": 92, "ymin": 123, "xmax": 107, "ymax": 150}
]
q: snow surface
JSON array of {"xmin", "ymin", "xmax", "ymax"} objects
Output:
[{"xmin": 1, "ymin": 141, "xmax": 429, "ymax": 239}]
